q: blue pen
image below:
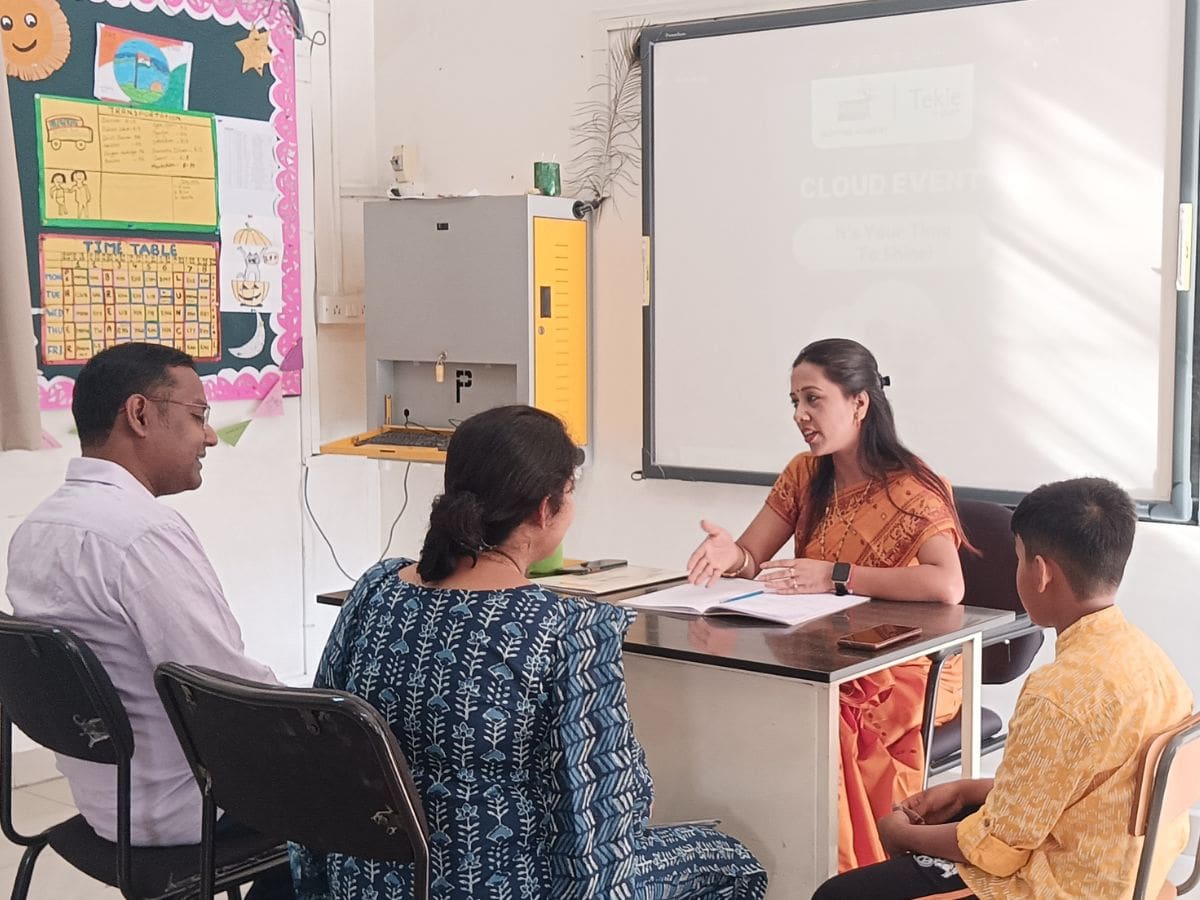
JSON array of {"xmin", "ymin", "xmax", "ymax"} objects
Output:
[{"xmin": 720, "ymin": 589, "xmax": 765, "ymax": 605}]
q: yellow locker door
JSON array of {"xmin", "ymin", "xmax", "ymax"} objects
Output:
[{"xmin": 532, "ymin": 217, "xmax": 588, "ymax": 444}]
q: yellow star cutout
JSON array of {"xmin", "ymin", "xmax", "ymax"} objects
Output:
[{"xmin": 235, "ymin": 28, "xmax": 273, "ymax": 76}]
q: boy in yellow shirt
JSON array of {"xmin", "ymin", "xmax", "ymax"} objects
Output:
[{"xmin": 812, "ymin": 477, "xmax": 1192, "ymax": 900}]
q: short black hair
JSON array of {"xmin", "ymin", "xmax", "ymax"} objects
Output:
[
  {"xmin": 72, "ymin": 343, "xmax": 196, "ymax": 447},
  {"xmin": 1011, "ymin": 477, "xmax": 1136, "ymax": 599}
]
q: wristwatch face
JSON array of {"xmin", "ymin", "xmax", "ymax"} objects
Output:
[{"xmin": 831, "ymin": 561, "xmax": 851, "ymax": 583}]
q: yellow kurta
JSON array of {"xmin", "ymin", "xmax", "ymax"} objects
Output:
[
  {"xmin": 766, "ymin": 452, "xmax": 963, "ymax": 871},
  {"xmin": 958, "ymin": 606, "xmax": 1193, "ymax": 899}
]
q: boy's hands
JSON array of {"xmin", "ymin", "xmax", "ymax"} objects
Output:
[
  {"xmin": 896, "ymin": 781, "xmax": 966, "ymax": 826},
  {"xmin": 878, "ymin": 809, "xmax": 914, "ymax": 858}
]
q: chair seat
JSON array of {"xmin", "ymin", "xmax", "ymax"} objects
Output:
[
  {"xmin": 930, "ymin": 707, "xmax": 1004, "ymax": 764},
  {"xmin": 46, "ymin": 814, "xmax": 287, "ymax": 899}
]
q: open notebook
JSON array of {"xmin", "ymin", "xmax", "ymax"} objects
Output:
[{"xmin": 620, "ymin": 578, "xmax": 866, "ymax": 626}]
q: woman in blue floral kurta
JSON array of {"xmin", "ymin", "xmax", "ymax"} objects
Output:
[{"xmin": 291, "ymin": 406, "xmax": 766, "ymax": 900}]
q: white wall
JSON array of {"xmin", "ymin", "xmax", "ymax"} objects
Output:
[{"xmin": 340, "ymin": 0, "xmax": 1200, "ymax": 716}]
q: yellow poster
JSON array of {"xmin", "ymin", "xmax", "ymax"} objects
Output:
[
  {"xmin": 37, "ymin": 95, "xmax": 218, "ymax": 231},
  {"xmin": 39, "ymin": 234, "xmax": 220, "ymax": 365}
]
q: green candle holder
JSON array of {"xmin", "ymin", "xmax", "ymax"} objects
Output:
[{"xmin": 533, "ymin": 161, "xmax": 561, "ymax": 197}]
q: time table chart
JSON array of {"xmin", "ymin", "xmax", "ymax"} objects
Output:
[{"xmin": 39, "ymin": 235, "xmax": 221, "ymax": 365}]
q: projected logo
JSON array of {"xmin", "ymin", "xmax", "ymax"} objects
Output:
[{"xmin": 812, "ymin": 64, "xmax": 974, "ymax": 148}]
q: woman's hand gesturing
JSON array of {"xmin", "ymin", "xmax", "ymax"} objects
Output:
[{"xmin": 686, "ymin": 520, "xmax": 742, "ymax": 587}]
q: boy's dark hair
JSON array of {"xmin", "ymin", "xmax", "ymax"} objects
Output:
[
  {"xmin": 1011, "ymin": 477, "xmax": 1136, "ymax": 599},
  {"xmin": 417, "ymin": 405, "xmax": 583, "ymax": 583},
  {"xmin": 72, "ymin": 342, "xmax": 195, "ymax": 448}
]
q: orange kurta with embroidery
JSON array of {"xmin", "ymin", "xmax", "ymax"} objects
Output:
[{"xmin": 765, "ymin": 453, "xmax": 963, "ymax": 872}]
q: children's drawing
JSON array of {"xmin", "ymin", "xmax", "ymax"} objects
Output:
[
  {"xmin": 48, "ymin": 171, "xmax": 66, "ymax": 214},
  {"xmin": 232, "ymin": 221, "xmax": 268, "ymax": 307},
  {"xmin": 44, "ymin": 111, "xmax": 92, "ymax": 149},
  {"xmin": 0, "ymin": 0, "xmax": 70, "ymax": 81},
  {"xmin": 69, "ymin": 168, "xmax": 89, "ymax": 217},
  {"xmin": 93, "ymin": 23, "xmax": 193, "ymax": 110}
]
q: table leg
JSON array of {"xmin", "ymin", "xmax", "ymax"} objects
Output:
[{"xmin": 960, "ymin": 631, "xmax": 983, "ymax": 778}]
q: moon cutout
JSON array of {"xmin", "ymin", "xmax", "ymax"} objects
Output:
[{"xmin": 228, "ymin": 312, "xmax": 266, "ymax": 359}]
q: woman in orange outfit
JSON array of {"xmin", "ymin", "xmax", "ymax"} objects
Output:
[{"xmin": 687, "ymin": 337, "xmax": 967, "ymax": 872}]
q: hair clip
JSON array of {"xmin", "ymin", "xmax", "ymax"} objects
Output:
[{"xmin": 880, "ymin": 375, "xmax": 891, "ymax": 389}]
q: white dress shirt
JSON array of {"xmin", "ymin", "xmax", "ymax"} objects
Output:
[{"xmin": 5, "ymin": 457, "xmax": 278, "ymax": 845}]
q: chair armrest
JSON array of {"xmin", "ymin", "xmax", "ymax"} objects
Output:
[
  {"xmin": 919, "ymin": 649, "xmax": 956, "ymax": 785},
  {"xmin": 918, "ymin": 616, "xmax": 1043, "ymax": 786}
]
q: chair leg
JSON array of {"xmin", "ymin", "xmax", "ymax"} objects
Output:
[
  {"xmin": 224, "ymin": 888, "xmax": 243, "ymax": 900},
  {"xmin": 9, "ymin": 841, "xmax": 47, "ymax": 900}
]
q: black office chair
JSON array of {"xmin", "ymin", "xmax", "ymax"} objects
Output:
[
  {"xmin": 919, "ymin": 498, "xmax": 1045, "ymax": 784},
  {"xmin": 0, "ymin": 615, "xmax": 287, "ymax": 899},
  {"xmin": 154, "ymin": 663, "xmax": 431, "ymax": 900}
]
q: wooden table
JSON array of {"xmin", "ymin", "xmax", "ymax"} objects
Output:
[{"xmin": 622, "ymin": 601, "xmax": 1013, "ymax": 898}]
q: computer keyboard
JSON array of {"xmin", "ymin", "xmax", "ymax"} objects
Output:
[{"xmin": 359, "ymin": 429, "xmax": 451, "ymax": 451}]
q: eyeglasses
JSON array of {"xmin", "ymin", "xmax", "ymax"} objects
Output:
[{"xmin": 144, "ymin": 397, "xmax": 211, "ymax": 426}]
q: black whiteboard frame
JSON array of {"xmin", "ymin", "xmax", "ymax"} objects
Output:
[{"xmin": 640, "ymin": 0, "xmax": 1199, "ymax": 523}]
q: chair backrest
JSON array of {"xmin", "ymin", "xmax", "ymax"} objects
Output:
[
  {"xmin": 1130, "ymin": 711, "xmax": 1200, "ymax": 837},
  {"xmin": 0, "ymin": 615, "xmax": 133, "ymax": 765},
  {"xmin": 1129, "ymin": 711, "xmax": 1200, "ymax": 900},
  {"xmin": 955, "ymin": 497, "xmax": 1045, "ymax": 684},
  {"xmin": 956, "ymin": 497, "xmax": 1023, "ymax": 614},
  {"xmin": 154, "ymin": 663, "xmax": 431, "ymax": 870}
]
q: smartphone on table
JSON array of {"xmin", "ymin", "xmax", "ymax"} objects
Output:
[
  {"xmin": 836, "ymin": 623, "xmax": 922, "ymax": 651},
  {"xmin": 556, "ymin": 559, "xmax": 628, "ymax": 575}
]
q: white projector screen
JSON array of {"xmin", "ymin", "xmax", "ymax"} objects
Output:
[{"xmin": 642, "ymin": 0, "xmax": 1196, "ymax": 516}]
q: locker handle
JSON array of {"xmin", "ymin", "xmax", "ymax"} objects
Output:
[{"xmin": 539, "ymin": 286, "xmax": 552, "ymax": 318}]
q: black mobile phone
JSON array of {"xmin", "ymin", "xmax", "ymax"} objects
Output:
[
  {"xmin": 836, "ymin": 623, "xmax": 922, "ymax": 651},
  {"xmin": 582, "ymin": 558, "xmax": 627, "ymax": 572},
  {"xmin": 556, "ymin": 558, "xmax": 628, "ymax": 575}
]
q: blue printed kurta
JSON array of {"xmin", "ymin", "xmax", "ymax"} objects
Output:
[{"xmin": 291, "ymin": 559, "xmax": 766, "ymax": 900}]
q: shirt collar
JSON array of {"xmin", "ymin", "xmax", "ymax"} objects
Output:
[
  {"xmin": 1055, "ymin": 604, "xmax": 1124, "ymax": 652},
  {"xmin": 65, "ymin": 457, "xmax": 155, "ymax": 500}
]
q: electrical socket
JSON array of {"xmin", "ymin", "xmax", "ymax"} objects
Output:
[{"xmin": 317, "ymin": 293, "xmax": 365, "ymax": 325}]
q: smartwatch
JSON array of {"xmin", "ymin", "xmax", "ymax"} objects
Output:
[{"xmin": 831, "ymin": 561, "xmax": 852, "ymax": 596}]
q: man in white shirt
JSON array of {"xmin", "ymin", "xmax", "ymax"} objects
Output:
[{"xmin": 6, "ymin": 343, "xmax": 293, "ymax": 897}]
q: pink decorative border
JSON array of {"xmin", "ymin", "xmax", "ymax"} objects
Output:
[{"xmin": 38, "ymin": 0, "xmax": 301, "ymax": 409}]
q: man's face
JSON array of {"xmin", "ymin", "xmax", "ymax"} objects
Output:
[{"xmin": 142, "ymin": 366, "xmax": 217, "ymax": 495}]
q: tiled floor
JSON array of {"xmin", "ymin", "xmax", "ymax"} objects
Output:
[
  {"xmin": 4, "ymin": 777, "xmax": 1197, "ymax": 897},
  {"xmin": 1, "ymin": 778, "xmax": 120, "ymax": 898}
]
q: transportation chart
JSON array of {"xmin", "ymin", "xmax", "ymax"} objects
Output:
[{"xmin": 36, "ymin": 95, "xmax": 218, "ymax": 231}]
